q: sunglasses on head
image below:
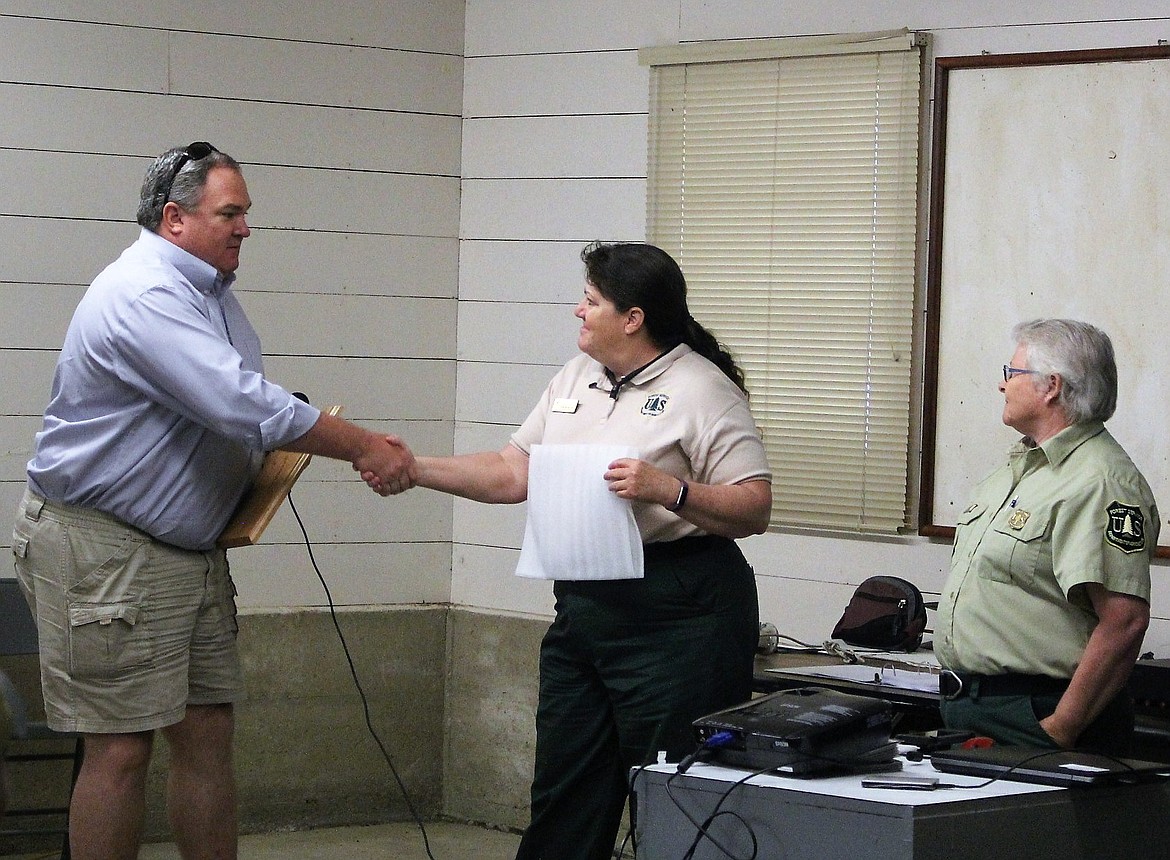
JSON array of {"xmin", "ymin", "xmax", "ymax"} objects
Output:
[{"xmin": 159, "ymin": 141, "xmax": 219, "ymax": 204}]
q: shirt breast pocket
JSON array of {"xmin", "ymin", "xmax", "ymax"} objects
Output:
[
  {"xmin": 989, "ymin": 511, "xmax": 1050, "ymax": 584},
  {"xmin": 951, "ymin": 502, "xmax": 986, "ymax": 562}
]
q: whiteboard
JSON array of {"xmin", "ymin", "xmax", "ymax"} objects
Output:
[{"xmin": 921, "ymin": 47, "xmax": 1170, "ymax": 555}]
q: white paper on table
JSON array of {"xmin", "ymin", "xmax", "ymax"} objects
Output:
[{"xmin": 515, "ymin": 444, "xmax": 644, "ymax": 580}]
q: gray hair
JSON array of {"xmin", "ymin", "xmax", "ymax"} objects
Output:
[
  {"xmin": 1012, "ymin": 318, "xmax": 1117, "ymax": 423},
  {"xmin": 135, "ymin": 145, "xmax": 242, "ymax": 231}
]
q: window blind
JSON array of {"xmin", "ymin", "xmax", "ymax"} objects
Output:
[{"xmin": 643, "ymin": 34, "xmax": 924, "ymax": 533}]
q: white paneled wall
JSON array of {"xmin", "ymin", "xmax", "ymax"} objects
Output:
[
  {"xmin": 454, "ymin": 0, "xmax": 1170, "ymax": 651},
  {"xmin": 0, "ymin": 1, "xmax": 464, "ymax": 610},
  {"xmin": 3, "ymin": 1, "xmax": 1168, "ymax": 644}
]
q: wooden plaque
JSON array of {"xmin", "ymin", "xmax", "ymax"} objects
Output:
[{"xmin": 217, "ymin": 405, "xmax": 343, "ymax": 548}]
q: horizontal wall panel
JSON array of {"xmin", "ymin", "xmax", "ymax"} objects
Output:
[
  {"xmin": 246, "ymin": 165, "xmax": 460, "ymax": 236},
  {"xmin": 0, "ymin": 151, "xmax": 143, "ymax": 221},
  {"xmin": 450, "ymin": 543, "xmax": 554, "ymax": 616},
  {"xmin": 460, "ymin": 178, "xmax": 646, "ymax": 241},
  {"xmin": 453, "ymin": 496, "xmax": 525, "ymax": 549},
  {"xmin": 462, "ymin": 114, "xmax": 647, "ymax": 179},
  {"xmin": 0, "ymin": 83, "xmax": 462, "ymax": 177},
  {"xmin": 447, "ymin": 421, "xmax": 526, "ymax": 562},
  {"xmin": 170, "ymin": 31, "xmax": 463, "ymax": 115},
  {"xmin": 0, "ymin": 484, "xmax": 29, "ymax": 532},
  {"xmin": 0, "ymin": 16, "xmax": 168, "ymax": 91},
  {"xmin": 931, "ymin": 19, "xmax": 1170, "ymax": 58},
  {"xmin": 0, "ymin": 419, "xmax": 40, "ymax": 481},
  {"xmin": 256, "ymin": 475, "xmax": 452, "ymax": 545},
  {"xmin": 173, "ymin": 0, "xmax": 465, "ymax": 55},
  {"xmin": 0, "ymin": 216, "xmax": 457, "ymax": 300},
  {"xmin": 454, "ymin": 362, "xmax": 563, "ymax": 426},
  {"xmin": 244, "ymin": 231, "xmax": 458, "ymax": 299},
  {"xmin": 457, "ymin": 301, "xmax": 578, "ymax": 365},
  {"xmin": 738, "ymin": 530, "xmax": 948, "ymax": 592},
  {"xmin": 0, "ymin": 290, "xmax": 456, "ymax": 376},
  {"xmin": 465, "ymin": 0, "xmax": 679, "ymax": 56},
  {"xmin": 3, "ymin": 379, "xmax": 451, "ymax": 468},
  {"xmin": 237, "ymin": 293, "xmax": 456, "ymax": 359},
  {"xmin": 1, "ymin": 349, "xmax": 58, "ymax": 414},
  {"xmin": 454, "ymin": 421, "xmax": 520, "ymax": 454},
  {"xmin": 0, "ymin": 17, "xmax": 463, "ymax": 114},
  {"xmin": 0, "ymin": 284, "xmax": 83, "ymax": 349},
  {"xmin": 1, "ymin": 0, "xmax": 464, "ymax": 55},
  {"xmin": 1151, "ymin": 578, "xmax": 1170, "ymax": 651},
  {"xmin": 263, "ymin": 356, "xmax": 455, "ymax": 422},
  {"xmin": 463, "ymin": 52, "xmax": 648, "ymax": 117},
  {"xmin": 0, "ymin": 2, "xmax": 179, "ymax": 29},
  {"xmin": 677, "ymin": 0, "xmax": 1170, "ymax": 41},
  {"xmin": 0, "ymin": 217, "xmax": 139, "ymax": 285},
  {"xmin": 459, "ymin": 239, "xmax": 587, "ymax": 303},
  {"xmin": 230, "ymin": 541, "xmax": 453, "ymax": 609},
  {"xmin": 0, "ymin": 151, "xmax": 461, "ymax": 236}
]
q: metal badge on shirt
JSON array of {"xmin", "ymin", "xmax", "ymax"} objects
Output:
[
  {"xmin": 1006, "ymin": 509, "xmax": 1030, "ymax": 530},
  {"xmin": 1105, "ymin": 501, "xmax": 1146, "ymax": 553}
]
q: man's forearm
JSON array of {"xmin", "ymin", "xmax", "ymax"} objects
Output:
[
  {"xmin": 281, "ymin": 411, "xmax": 375, "ymax": 461},
  {"xmin": 282, "ymin": 412, "xmax": 416, "ymax": 494}
]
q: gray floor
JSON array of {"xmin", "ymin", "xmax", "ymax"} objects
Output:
[{"xmin": 9, "ymin": 821, "xmax": 523, "ymax": 860}]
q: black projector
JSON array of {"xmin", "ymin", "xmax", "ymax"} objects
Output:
[{"xmin": 692, "ymin": 687, "xmax": 898, "ymax": 775}]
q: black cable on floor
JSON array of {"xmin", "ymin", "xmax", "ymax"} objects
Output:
[{"xmin": 288, "ymin": 492, "xmax": 437, "ymax": 860}]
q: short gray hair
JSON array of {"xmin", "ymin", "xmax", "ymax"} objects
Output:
[
  {"xmin": 136, "ymin": 145, "xmax": 242, "ymax": 231},
  {"xmin": 1012, "ymin": 318, "xmax": 1117, "ymax": 423}
]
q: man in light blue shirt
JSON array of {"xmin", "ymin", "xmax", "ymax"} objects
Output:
[{"xmin": 13, "ymin": 142, "xmax": 415, "ymax": 860}]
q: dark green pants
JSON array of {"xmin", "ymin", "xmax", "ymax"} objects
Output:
[
  {"xmin": 941, "ymin": 688, "xmax": 1135, "ymax": 756},
  {"xmin": 514, "ymin": 536, "xmax": 758, "ymax": 860}
]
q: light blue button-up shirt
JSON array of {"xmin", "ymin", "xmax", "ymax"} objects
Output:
[{"xmin": 27, "ymin": 229, "xmax": 320, "ymax": 550}]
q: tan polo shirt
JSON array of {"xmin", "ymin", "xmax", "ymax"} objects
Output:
[
  {"xmin": 935, "ymin": 421, "xmax": 1159, "ymax": 677},
  {"xmin": 511, "ymin": 344, "xmax": 772, "ymax": 543}
]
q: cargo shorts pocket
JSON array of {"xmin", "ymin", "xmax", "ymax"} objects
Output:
[{"xmin": 64, "ymin": 530, "xmax": 151, "ymax": 679}]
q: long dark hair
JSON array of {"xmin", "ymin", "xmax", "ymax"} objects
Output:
[{"xmin": 581, "ymin": 241, "xmax": 747, "ymax": 394}]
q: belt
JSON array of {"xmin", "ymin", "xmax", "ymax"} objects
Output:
[
  {"xmin": 938, "ymin": 670, "xmax": 1070, "ymax": 701},
  {"xmin": 642, "ymin": 534, "xmax": 732, "ymax": 562}
]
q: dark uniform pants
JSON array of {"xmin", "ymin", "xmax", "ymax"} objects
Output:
[
  {"xmin": 515, "ymin": 536, "xmax": 758, "ymax": 860},
  {"xmin": 942, "ymin": 685, "xmax": 1135, "ymax": 756}
]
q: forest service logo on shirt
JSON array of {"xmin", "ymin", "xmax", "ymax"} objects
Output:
[
  {"xmin": 641, "ymin": 394, "xmax": 669, "ymax": 416},
  {"xmin": 1105, "ymin": 501, "xmax": 1145, "ymax": 553}
]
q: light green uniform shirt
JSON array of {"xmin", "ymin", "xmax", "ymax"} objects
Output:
[{"xmin": 936, "ymin": 421, "xmax": 1159, "ymax": 678}]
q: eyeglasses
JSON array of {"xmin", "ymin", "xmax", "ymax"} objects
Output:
[
  {"xmin": 158, "ymin": 141, "xmax": 219, "ymax": 204},
  {"xmin": 1003, "ymin": 365, "xmax": 1039, "ymax": 382}
]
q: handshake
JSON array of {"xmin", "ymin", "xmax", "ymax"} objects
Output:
[{"xmin": 353, "ymin": 433, "xmax": 417, "ymax": 497}]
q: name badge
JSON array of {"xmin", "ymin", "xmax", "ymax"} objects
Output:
[{"xmin": 552, "ymin": 398, "xmax": 579, "ymax": 413}]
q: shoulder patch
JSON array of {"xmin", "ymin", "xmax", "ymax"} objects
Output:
[{"xmin": 1105, "ymin": 501, "xmax": 1146, "ymax": 553}]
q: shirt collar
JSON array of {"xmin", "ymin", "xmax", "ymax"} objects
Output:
[
  {"xmin": 1012, "ymin": 420, "xmax": 1106, "ymax": 467},
  {"xmin": 138, "ymin": 228, "xmax": 236, "ymax": 298},
  {"xmin": 588, "ymin": 343, "xmax": 691, "ymax": 397}
]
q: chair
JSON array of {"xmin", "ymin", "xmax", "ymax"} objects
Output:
[{"xmin": 1, "ymin": 577, "xmax": 82, "ymax": 860}]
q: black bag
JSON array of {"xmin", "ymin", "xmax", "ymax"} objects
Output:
[{"xmin": 831, "ymin": 576, "xmax": 927, "ymax": 652}]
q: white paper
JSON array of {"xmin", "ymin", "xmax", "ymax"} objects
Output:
[{"xmin": 515, "ymin": 444, "xmax": 644, "ymax": 580}]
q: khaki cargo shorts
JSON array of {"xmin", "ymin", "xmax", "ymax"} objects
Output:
[{"xmin": 11, "ymin": 490, "xmax": 244, "ymax": 734}]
